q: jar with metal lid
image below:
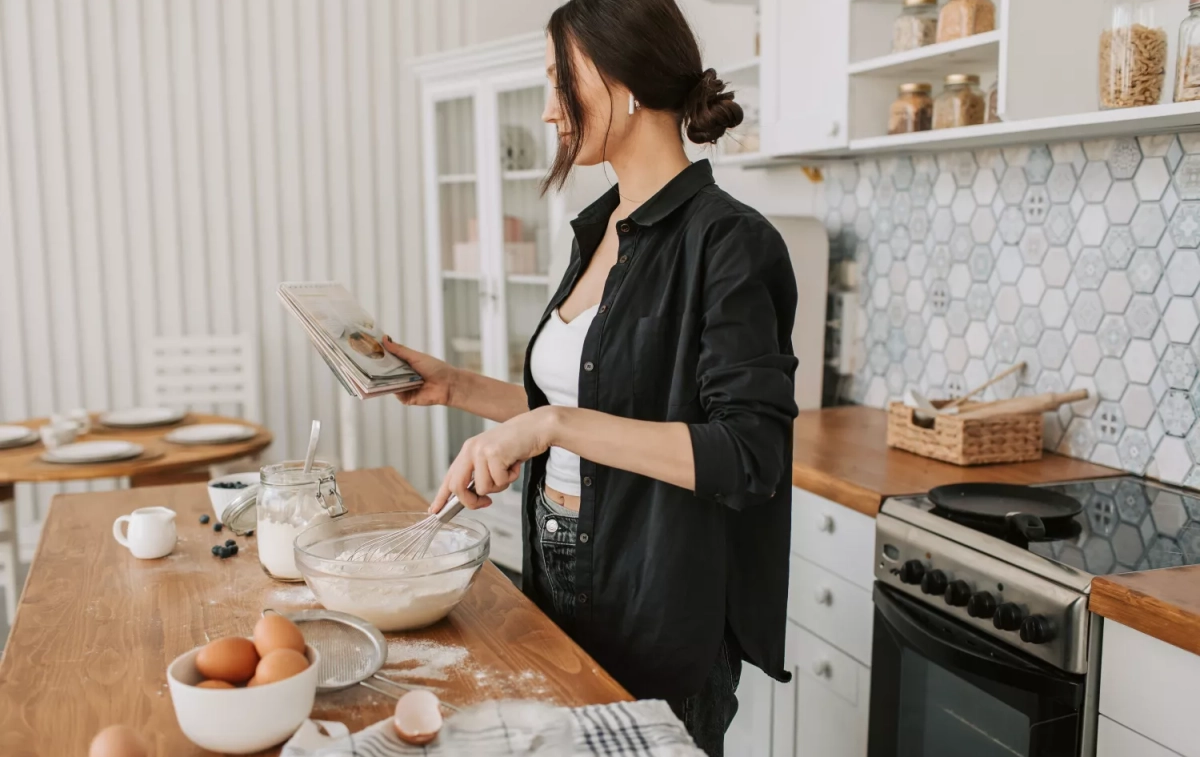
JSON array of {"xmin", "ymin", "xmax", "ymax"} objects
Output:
[
  {"xmin": 889, "ymin": 83, "xmax": 934, "ymax": 134},
  {"xmin": 1101, "ymin": 0, "xmax": 1167, "ymax": 108},
  {"xmin": 224, "ymin": 461, "xmax": 347, "ymax": 581},
  {"xmin": 937, "ymin": 0, "xmax": 996, "ymax": 43},
  {"xmin": 933, "ymin": 74, "xmax": 986, "ymax": 129},
  {"xmin": 1175, "ymin": 2, "xmax": 1200, "ymax": 102},
  {"xmin": 893, "ymin": 0, "xmax": 939, "ymax": 53}
]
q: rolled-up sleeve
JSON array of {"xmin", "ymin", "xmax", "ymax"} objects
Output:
[{"xmin": 688, "ymin": 214, "xmax": 799, "ymax": 510}]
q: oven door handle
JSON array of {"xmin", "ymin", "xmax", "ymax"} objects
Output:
[{"xmin": 875, "ymin": 585, "xmax": 1080, "ymax": 698}]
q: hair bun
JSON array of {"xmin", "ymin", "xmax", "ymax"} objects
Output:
[{"xmin": 685, "ymin": 68, "xmax": 743, "ymax": 145}]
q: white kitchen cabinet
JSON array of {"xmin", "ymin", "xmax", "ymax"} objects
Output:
[
  {"xmin": 416, "ymin": 35, "xmax": 566, "ymax": 573},
  {"xmin": 727, "ymin": 664, "xmax": 776, "ymax": 757},
  {"xmin": 790, "ymin": 486, "xmax": 877, "ymax": 591},
  {"xmin": 759, "ymin": 0, "xmax": 850, "ymax": 155},
  {"xmin": 1097, "ymin": 716, "xmax": 1183, "ymax": 757}
]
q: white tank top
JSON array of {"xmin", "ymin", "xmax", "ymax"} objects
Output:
[{"xmin": 529, "ymin": 304, "xmax": 599, "ymax": 496}]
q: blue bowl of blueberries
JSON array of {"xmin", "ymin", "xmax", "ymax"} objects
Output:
[{"xmin": 207, "ymin": 472, "xmax": 260, "ymax": 523}]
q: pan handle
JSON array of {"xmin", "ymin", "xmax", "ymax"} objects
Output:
[{"xmin": 1006, "ymin": 512, "xmax": 1046, "ymax": 541}]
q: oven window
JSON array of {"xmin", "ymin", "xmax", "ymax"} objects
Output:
[{"xmin": 898, "ymin": 648, "xmax": 1030, "ymax": 757}]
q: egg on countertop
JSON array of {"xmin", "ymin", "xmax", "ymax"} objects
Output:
[
  {"xmin": 250, "ymin": 648, "xmax": 309, "ymax": 686},
  {"xmin": 195, "ymin": 636, "xmax": 259, "ymax": 685},
  {"xmin": 393, "ymin": 689, "xmax": 443, "ymax": 746},
  {"xmin": 88, "ymin": 724, "xmax": 147, "ymax": 757}
]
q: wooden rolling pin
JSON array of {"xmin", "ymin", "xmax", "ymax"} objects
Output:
[{"xmin": 956, "ymin": 389, "xmax": 1090, "ymax": 420}]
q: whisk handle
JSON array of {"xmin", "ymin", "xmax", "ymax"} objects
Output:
[{"xmin": 437, "ymin": 498, "xmax": 465, "ymax": 524}]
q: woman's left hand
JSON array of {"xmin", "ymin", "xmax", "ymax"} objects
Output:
[{"xmin": 431, "ymin": 407, "xmax": 557, "ymax": 513}]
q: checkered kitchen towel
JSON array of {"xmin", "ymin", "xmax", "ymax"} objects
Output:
[{"xmin": 281, "ymin": 699, "xmax": 706, "ymax": 757}]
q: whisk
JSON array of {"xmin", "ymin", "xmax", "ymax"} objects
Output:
[{"xmin": 345, "ymin": 485, "xmax": 469, "ymax": 562}]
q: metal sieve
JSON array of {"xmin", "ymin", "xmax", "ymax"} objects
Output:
[{"xmin": 275, "ymin": 608, "xmax": 460, "ymax": 711}]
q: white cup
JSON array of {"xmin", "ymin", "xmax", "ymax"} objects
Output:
[
  {"xmin": 39, "ymin": 422, "xmax": 78, "ymax": 450},
  {"xmin": 66, "ymin": 408, "xmax": 91, "ymax": 435},
  {"xmin": 113, "ymin": 506, "xmax": 177, "ymax": 559}
]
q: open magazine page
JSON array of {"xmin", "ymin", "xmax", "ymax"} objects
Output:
[{"xmin": 278, "ymin": 282, "xmax": 423, "ymax": 398}]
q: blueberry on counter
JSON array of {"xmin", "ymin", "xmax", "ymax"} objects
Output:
[
  {"xmin": 199, "ymin": 514, "xmax": 210, "ymax": 524},
  {"xmin": 245, "ymin": 530, "xmax": 254, "ymax": 537},
  {"xmin": 211, "ymin": 545, "xmax": 221, "ymax": 556},
  {"xmin": 213, "ymin": 522, "xmax": 223, "ymax": 532},
  {"xmin": 224, "ymin": 539, "xmax": 236, "ymax": 547},
  {"xmin": 228, "ymin": 545, "xmax": 238, "ymax": 555},
  {"xmin": 218, "ymin": 546, "xmax": 232, "ymax": 558}
]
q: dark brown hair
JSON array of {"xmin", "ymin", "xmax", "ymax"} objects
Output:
[{"xmin": 542, "ymin": 0, "xmax": 742, "ymax": 192}]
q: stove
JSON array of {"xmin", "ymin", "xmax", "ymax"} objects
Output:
[
  {"xmin": 868, "ymin": 476, "xmax": 1200, "ymax": 757},
  {"xmin": 875, "ymin": 476, "xmax": 1200, "ymax": 674}
]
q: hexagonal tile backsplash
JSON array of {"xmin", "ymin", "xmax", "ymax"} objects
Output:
[{"xmin": 827, "ymin": 135, "xmax": 1200, "ymax": 488}]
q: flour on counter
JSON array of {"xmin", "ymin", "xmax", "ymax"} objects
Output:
[{"xmin": 386, "ymin": 638, "xmax": 469, "ymax": 680}]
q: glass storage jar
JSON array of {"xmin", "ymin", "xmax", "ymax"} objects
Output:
[
  {"xmin": 893, "ymin": 0, "xmax": 939, "ymax": 53},
  {"xmin": 1101, "ymin": 1, "xmax": 1167, "ymax": 108},
  {"xmin": 1175, "ymin": 2, "xmax": 1200, "ymax": 102},
  {"xmin": 933, "ymin": 74, "xmax": 986, "ymax": 129},
  {"xmin": 937, "ymin": 0, "xmax": 996, "ymax": 43},
  {"xmin": 889, "ymin": 83, "xmax": 934, "ymax": 134},
  {"xmin": 256, "ymin": 461, "xmax": 346, "ymax": 581},
  {"xmin": 986, "ymin": 80, "xmax": 1002, "ymax": 122}
]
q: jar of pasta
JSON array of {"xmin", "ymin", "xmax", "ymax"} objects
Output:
[
  {"xmin": 937, "ymin": 0, "xmax": 997, "ymax": 43},
  {"xmin": 1101, "ymin": 1, "xmax": 1167, "ymax": 109},
  {"xmin": 1175, "ymin": 2, "xmax": 1200, "ymax": 102},
  {"xmin": 889, "ymin": 83, "xmax": 934, "ymax": 134},
  {"xmin": 893, "ymin": 0, "xmax": 939, "ymax": 53},
  {"xmin": 933, "ymin": 74, "xmax": 986, "ymax": 130}
]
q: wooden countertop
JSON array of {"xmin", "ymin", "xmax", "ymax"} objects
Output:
[
  {"xmin": 0, "ymin": 467, "xmax": 629, "ymax": 756},
  {"xmin": 1091, "ymin": 567, "xmax": 1200, "ymax": 657},
  {"xmin": 792, "ymin": 406, "xmax": 1123, "ymax": 517}
]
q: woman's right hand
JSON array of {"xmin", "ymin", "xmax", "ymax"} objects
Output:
[{"xmin": 382, "ymin": 336, "xmax": 459, "ymax": 408}]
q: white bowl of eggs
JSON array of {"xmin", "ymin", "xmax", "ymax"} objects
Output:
[{"xmin": 167, "ymin": 614, "xmax": 318, "ymax": 754}]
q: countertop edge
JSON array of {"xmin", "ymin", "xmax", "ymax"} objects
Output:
[
  {"xmin": 790, "ymin": 462, "xmax": 882, "ymax": 518},
  {"xmin": 1090, "ymin": 569, "xmax": 1200, "ymax": 658}
]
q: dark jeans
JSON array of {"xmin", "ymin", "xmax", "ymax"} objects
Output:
[{"xmin": 532, "ymin": 484, "xmax": 742, "ymax": 757}]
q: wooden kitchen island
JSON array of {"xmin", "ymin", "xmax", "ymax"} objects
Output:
[{"xmin": 0, "ymin": 467, "xmax": 630, "ymax": 756}]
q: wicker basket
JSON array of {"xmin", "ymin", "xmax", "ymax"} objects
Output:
[{"xmin": 886, "ymin": 400, "xmax": 1043, "ymax": 466}]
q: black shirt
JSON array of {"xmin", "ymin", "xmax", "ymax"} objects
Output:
[{"xmin": 520, "ymin": 160, "xmax": 799, "ymax": 699}]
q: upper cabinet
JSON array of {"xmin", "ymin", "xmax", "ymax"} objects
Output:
[{"xmin": 760, "ymin": 0, "xmax": 851, "ymax": 155}]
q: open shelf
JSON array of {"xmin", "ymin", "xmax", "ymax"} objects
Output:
[
  {"xmin": 438, "ymin": 173, "xmax": 477, "ymax": 184},
  {"xmin": 714, "ymin": 151, "xmax": 767, "ymax": 167},
  {"xmin": 442, "ymin": 270, "xmax": 480, "ymax": 281},
  {"xmin": 847, "ymin": 100, "xmax": 1200, "ymax": 154},
  {"xmin": 719, "ymin": 57, "xmax": 760, "ymax": 77},
  {"xmin": 502, "ymin": 169, "xmax": 546, "ymax": 181},
  {"xmin": 507, "ymin": 274, "xmax": 550, "ymax": 286},
  {"xmin": 848, "ymin": 31, "xmax": 1001, "ymax": 77}
]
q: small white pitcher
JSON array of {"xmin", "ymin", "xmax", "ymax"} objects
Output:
[{"xmin": 113, "ymin": 507, "xmax": 177, "ymax": 559}]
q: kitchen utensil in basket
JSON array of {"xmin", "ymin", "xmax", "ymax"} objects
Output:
[
  {"xmin": 278, "ymin": 609, "xmax": 459, "ymax": 711},
  {"xmin": 346, "ymin": 484, "xmax": 471, "ymax": 562}
]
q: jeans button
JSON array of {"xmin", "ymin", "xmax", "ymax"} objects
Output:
[
  {"xmin": 546, "ymin": 519, "xmax": 558, "ymax": 534},
  {"xmin": 579, "ymin": 532, "xmax": 589, "ymax": 543}
]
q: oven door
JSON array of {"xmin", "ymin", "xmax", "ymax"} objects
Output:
[{"xmin": 868, "ymin": 584, "xmax": 1086, "ymax": 757}]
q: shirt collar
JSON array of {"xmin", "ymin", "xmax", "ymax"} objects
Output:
[{"xmin": 571, "ymin": 159, "xmax": 715, "ymax": 231}]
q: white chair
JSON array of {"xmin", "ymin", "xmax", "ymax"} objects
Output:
[
  {"xmin": 140, "ymin": 334, "xmax": 263, "ymax": 481},
  {"xmin": 0, "ymin": 485, "xmax": 18, "ymax": 622}
]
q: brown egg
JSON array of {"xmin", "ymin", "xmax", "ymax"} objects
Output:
[
  {"xmin": 195, "ymin": 679, "xmax": 236, "ymax": 689},
  {"xmin": 88, "ymin": 724, "xmax": 147, "ymax": 757},
  {"xmin": 195, "ymin": 637, "xmax": 259, "ymax": 685},
  {"xmin": 251, "ymin": 648, "xmax": 309, "ymax": 686},
  {"xmin": 253, "ymin": 613, "xmax": 306, "ymax": 657}
]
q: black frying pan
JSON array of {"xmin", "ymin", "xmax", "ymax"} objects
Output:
[{"xmin": 928, "ymin": 483, "xmax": 1083, "ymax": 542}]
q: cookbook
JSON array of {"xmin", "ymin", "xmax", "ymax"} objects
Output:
[{"xmin": 277, "ymin": 282, "xmax": 423, "ymax": 399}]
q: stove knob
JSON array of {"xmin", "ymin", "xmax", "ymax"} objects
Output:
[
  {"xmin": 944, "ymin": 580, "xmax": 972, "ymax": 607},
  {"xmin": 993, "ymin": 602, "xmax": 1025, "ymax": 632},
  {"xmin": 1020, "ymin": 615, "xmax": 1055, "ymax": 644},
  {"xmin": 920, "ymin": 569, "xmax": 948, "ymax": 596},
  {"xmin": 967, "ymin": 591, "xmax": 997, "ymax": 619},
  {"xmin": 898, "ymin": 560, "xmax": 926, "ymax": 585}
]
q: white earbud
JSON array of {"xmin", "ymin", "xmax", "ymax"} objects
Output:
[{"xmin": 628, "ymin": 93, "xmax": 636, "ymax": 116}]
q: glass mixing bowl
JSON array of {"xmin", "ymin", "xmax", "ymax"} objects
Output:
[{"xmin": 293, "ymin": 513, "xmax": 490, "ymax": 632}]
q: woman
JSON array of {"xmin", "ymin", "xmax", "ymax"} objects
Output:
[{"xmin": 384, "ymin": 1, "xmax": 797, "ymax": 753}]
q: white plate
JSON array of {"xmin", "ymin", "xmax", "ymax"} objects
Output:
[
  {"xmin": 42, "ymin": 440, "xmax": 144, "ymax": 464},
  {"xmin": 0, "ymin": 425, "xmax": 37, "ymax": 449},
  {"xmin": 165, "ymin": 423, "xmax": 257, "ymax": 445},
  {"xmin": 99, "ymin": 407, "xmax": 187, "ymax": 428}
]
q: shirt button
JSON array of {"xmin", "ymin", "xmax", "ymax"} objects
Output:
[
  {"xmin": 579, "ymin": 533, "xmax": 589, "ymax": 543},
  {"xmin": 583, "ymin": 476, "xmax": 593, "ymax": 487},
  {"xmin": 578, "ymin": 593, "xmax": 589, "ymax": 604},
  {"xmin": 598, "ymin": 304, "xmax": 607, "ymax": 313},
  {"xmin": 716, "ymin": 493, "xmax": 725, "ymax": 504},
  {"xmin": 583, "ymin": 361, "xmax": 594, "ymax": 372},
  {"xmin": 619, "ymin": 255, "xmax": 629, "ymax": 264},
  {"xmin": 618, "ymin": 222, "xmax": 631, "ymax": 233},
  {"xmin": 546, "ymin": 519, "xmax": 558, "ymax": 534}
]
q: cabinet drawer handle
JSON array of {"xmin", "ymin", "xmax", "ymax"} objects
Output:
[
  {"xmin": 814, "ymin": 587, "xmax": 833, "ymax": 606},
  {"xmin": 812, "ymin": 659, "xmax": 833, "ymax": 679},
  {"xmin": 817, "ymin": 514, "xmax": 836, "ymax": 534},
  {"xmin": 829, "ymin": 121, "xmax": 841, "ymax": 137}
]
